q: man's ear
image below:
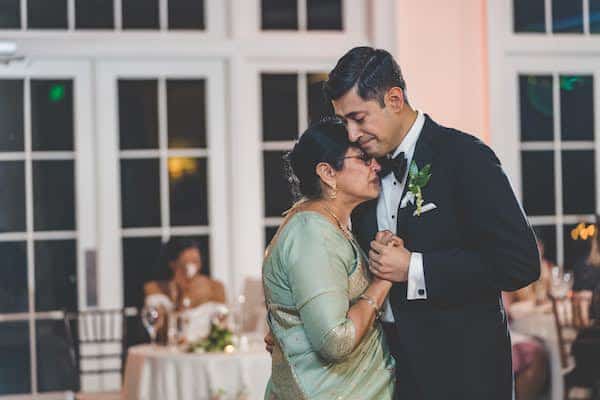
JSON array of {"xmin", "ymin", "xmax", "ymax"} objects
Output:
[{"xmin": 384, "ymin": 87, "xmax": 406, "ymax": 113}]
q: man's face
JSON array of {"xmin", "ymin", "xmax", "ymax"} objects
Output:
[{"xmin": 332, "ymin": 87, "xmax": 399, "ymax": 158}]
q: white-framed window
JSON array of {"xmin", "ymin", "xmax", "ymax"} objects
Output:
[
  {"xmin": 0, "ymin": 60, "xmax": 94, "ymax": 396},
  {"xmin": 489, "ymin": 1, "xmax": 599, "ymax": 268}
]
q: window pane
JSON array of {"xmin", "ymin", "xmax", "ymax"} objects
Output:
[
  {"xmin": 0, "ymin": 80, "xmax": 24, "ymax": 151},
  {"xmin": 118, "ymin": 80, "xmax": 159, "ymax": 150},
  {"xmin": 590, "ymin": 0, "xmax": 600, "ymax": 33},
  {"xmin": 75, "ymin": 0, "xmax": 114, "ymax": 29},
  {"xmin": 0, "ymin": 0, "xmax": 20, "ymax": 29},
  {"xmin": 261, "ymin": 0, "xmax": 297, "ymax": 30},
  {"xmin": 120, "ymin": 159, "xmax": 161, "ymax": 228},
  {"xmin": 167, "ymin": 80, "xmax": 206, "ymax": 148},
  {"xmin": 307, "ymin": 0, "xmax": 342, "ymax": 30},
  {"xmin": 521, "ymin": 151, "xmax": 555, "ymax": 215},
  {"xmin": 564, "ymin": 223, "xmax": 591, "ymax": 269},
  {"xmin": 262, "ymin": 74, "xmax": 298, "ymax": 141},
  {"xmin": 36, "ymin": 319, "xmax": 77, "ymax": 392},
  {"xmin": 35, "ymin": 240, "xmax": 77, "ymax": 312},
  {"xmin": 28, "ymin": 0, "xmax": 67, "ymax": 29},
  {"xmin": 519, "ymin": 75, "xmax": 553, "ymax": 142},
  {"xmin": 264, "ymin": 151, "xmax": 294, "ymax": 217},
  {"xmin": 552, "ymin": 0, "xmax": 583, "ymax": 33},
  {"xmin": 0, "ymin": 241, "xmax": 28, "ymax": 313},
  {"xmin": 169, "ymin": 0, "xmax": 204, "ymax": 30},
  {"xmin": 33, "ymin": 160, "xmax": 75, "ymax": 231},
  {"xmin": 122, "ymin": 0, "xmax": 159, "ymax": 29},
  {"xmin": 265, "ymin": 226, "xmax": 278, "ymax": 248},
  {"xmin": 0, "ymin": 322, "xmax": 30, "ymax": 395},
  {"xmin": 307, "ymin": 73, "xmax": 334, "ymax": 125},
  {"xmin": 560, "ymin": 75, "xmax": 594, "ymax": 141},
  {"xmin": 562, "ymin": 150, "xmax": 595, "ymax": 215},
  {"xmin": 0, "ymin": 161, "xmax": 25, "ymax": 232},
  {"xmin": 169, "ymin": 157, "xmax": 209, "ymax": 226},
  {"xmin": 532, "ymin": 225, "xmax": 557, "ymax": 265},
  {"xmin": 122, "ymin": 237, "xmax": 163, "ymax": 307},
  {"xmin": 31, "ymin": 80, "xmax": 73, "ymax": 151},
  {"xmin": 513, "ymin": 0, "xmax": 546, "ymax": 32}
]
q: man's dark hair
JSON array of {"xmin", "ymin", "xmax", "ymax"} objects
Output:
[{"xmin": 324, "ymin": 46, "xmax": 408, "ymax": 107}]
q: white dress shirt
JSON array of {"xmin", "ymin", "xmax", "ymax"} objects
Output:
[{"xmin": 376, "ymin": 110, "xmax": 427, "ymax": 322}]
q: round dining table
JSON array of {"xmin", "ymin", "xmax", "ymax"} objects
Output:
[{"xmin": 123, "ymin": 343, "xmax": 271, "ymax": 400}]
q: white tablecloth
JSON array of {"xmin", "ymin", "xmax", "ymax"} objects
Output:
[
  {"xmin": 510, "ymin": 311, "xmax": 562, "ymax": 400},
  {"xmin": 123, "ymin": 345, "xmax": 271, "ymax": 400}
]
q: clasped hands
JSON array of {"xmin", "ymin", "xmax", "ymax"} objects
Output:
[{"xmin": 368, "ymin": 230, "xmax": 411, "ymax": 283}]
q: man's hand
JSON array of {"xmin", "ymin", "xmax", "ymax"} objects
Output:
[
  {"xmin": 264, "ymin": 330, "xmax": 274, "ymax": 353},
  {"xmin": 369, "ymin": 235, "xmax": 411, "ymax": 282}
]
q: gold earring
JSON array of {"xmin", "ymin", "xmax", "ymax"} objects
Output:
[{"xmin": 329, "ymin": 185, "xmax": 337, "ymax": 200}]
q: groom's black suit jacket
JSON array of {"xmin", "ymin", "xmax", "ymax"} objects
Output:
[{"xmin": 352, "ymin": 115, "xmax": 540, "ymax": 400}]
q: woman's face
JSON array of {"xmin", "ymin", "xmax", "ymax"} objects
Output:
[
  {"xmin": 334, "ymin": 147, "xmax": 381, "ymax": 202},
  {"xmin": 170, "ymin": 247, "xmax": 202, "ymax": 283}
]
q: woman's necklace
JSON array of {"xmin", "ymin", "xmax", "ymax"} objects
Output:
[{"xmin": 322, "ymin": 205, "xmax": 354, "ymax": 241}]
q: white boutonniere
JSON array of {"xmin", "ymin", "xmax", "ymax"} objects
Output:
[{"xmin": 399, "ymin": 161, "xmax": 434, "ymax": 216}]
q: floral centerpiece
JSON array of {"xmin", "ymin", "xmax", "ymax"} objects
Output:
[{"xmin": 187, "ymin": 305, "xmax": 234, "ymax": 353}]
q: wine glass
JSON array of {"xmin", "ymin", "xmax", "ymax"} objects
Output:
[{"xmin": 141, "ymin": 305, "xmax": 160, "ymax": 346}]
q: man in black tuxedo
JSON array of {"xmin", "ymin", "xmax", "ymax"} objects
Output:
[{"xmin": 324, "ymin": 47, "xmax": 540, "ymax": 400}]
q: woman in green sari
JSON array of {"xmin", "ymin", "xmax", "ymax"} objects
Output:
[{"xmin": 262, "ymin": 117, "xmax": 395, "ymax": 399}]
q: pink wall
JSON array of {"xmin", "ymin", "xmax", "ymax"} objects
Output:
[{"xmin": 396, "ymin": 0, "xmax": 489, "ymax": 142}]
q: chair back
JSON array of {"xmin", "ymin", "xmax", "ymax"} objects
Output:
[
  {"xmin": 240, "ymin": 277, "xmax": 267, "ymax": 334},
  {"xmin": 550, "ymin": 294, "xmax": 589, "ymax": 370},
  {"xmin": 63, "ymin": 308, "xmax": 137, "ymax": 391}
]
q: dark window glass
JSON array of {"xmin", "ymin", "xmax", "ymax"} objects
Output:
[
  {"xmin": 36, "ymin": 319, "xmax": 77, "ymax": 392},
  {"xmin": 33, "ymin": 161, "xmax": 75, "ymax": 231},
  {"xmin": 513, "ymin": 0, "xmax": 546, "ymax": 32},
  {"xmin": 261, "ymin": 0, "xmax": 297, "ymax": 30},
  {"xmin": 552, "ymin": 0, "xmax": 583, "ymax": 33},
  {"xmin": 307, "ymin": 73, "xmax": 334, "ymax": 125},
  {"xmin": 118, "ymin": 80, "xmax": 159, "ymax": 150},
  {"xmin": 0, "ymin": 80, "xmax": 24, "ymax": 151},
  {"xmin": 28, "ymin": 0, "xmax": 67, "ymax": 29},
  {"xmin": 560, "ymin": 75, "xmax": 594, "ymax": 141},
  {"xmin": 35, "ymin": 240, "xmax": 77, "ymax": 312},
  {"xmin": 307, "ymin": 0, "xmax": 342, "ymax": 30},
  {"xmin": 120, "ymin": 159, "xmax": 161, "ymax": 227},
  {"xmin": 590, "ymin": 0, "xmax": 600, "ymax": 33},
  {"xmin": 172, "ymin": 235, "xmax": 210, "ymax": 276},
  {"xmin": 0, "ymin": 0, "xmax": 20, "ymax": 29},
  {"xmin": 75, "ymin": 0, "xmax": 114, "ymax": 29},
  {"xmin": 521, "ymin": 151, "xmax": 555, "ymax": 215},
  {"xmin": 265, "ymin": 226, "xmax": 278, "ymax": 248},
  {"xmin": 122, "ymin": 237, "xmax": 163, "ymax": 307},
  {"xmin": 532, "ymin": 225, "xmax": 557, "ymax": 265},
  {"xmin": 564, "ymin": 223, "xmax": 591, "ymax": 269},
  {"xmin": 262, "ymin": 74, "xmax": 298, "ymax": 141},
  {"xmin": 31, "ymin": 80, "xmax": 73, "ymax": 151},
  {"xmin": 0, "ymin": 162, "xmax": 25, "ymax": 232},
  {"xmin": 169, "ymin": 0, "xmax": 204, "ymax": 30},
  {"xmin": 562, "ymin": 150, "xmax": 595, "ymax": 215},
  {"xmin": 169, "ymin": 157, "xmax": 209, "ymax": 226},
  {"xmin": 167, "ymin": 80, "xmax": 206, "ymax": 148},
  {"xmin": 0, "ymin": 241, "xmax": 28, "ymax": 313},
  {"xmin": 519, "ymin": 75, "xmax": 553, "ymax": 141},
  {"xmin": 122, "ymin": 0, "xmax": 159, "ymax": 29},
  {"xmin": 0, "ymin": 322, "xmax": 31, "ymax": 395},
  {"xmin": 264, "ymin": 151, "xmax": 294, "ymax": 217}
]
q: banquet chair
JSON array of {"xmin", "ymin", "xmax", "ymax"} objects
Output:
[
  {"xmin": 240, "ymin": 277, "xmax": 267, "ymax": 334},
  {"xmin": 64, "ymin": 308, "xmax": 137, "ymax": 400}
]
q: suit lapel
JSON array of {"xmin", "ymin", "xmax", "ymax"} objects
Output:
[{"xmin": 395, "ymin": 115, "xmax": 436, "ymax": 241}]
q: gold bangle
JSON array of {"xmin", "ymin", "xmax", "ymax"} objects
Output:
[{"xmin": 359, "ymin": 294, "xmax": 382, "ymax": 320}]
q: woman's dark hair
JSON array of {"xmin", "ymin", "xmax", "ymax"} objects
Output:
[
  {"xmin": 161, "ymin": 237, "xmax": 200, "ymax": 266},
  {"xmin": 284, "ymin": 116, "xmax": 358, "ymax": 200},
  {"xmin": 324, "ymin": 46, "xmax": 408, "ymax": 107}
]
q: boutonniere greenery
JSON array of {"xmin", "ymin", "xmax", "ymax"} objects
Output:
[{"xmin": 407, "ymin": 161, "xmax": 432, "ymax": 216}]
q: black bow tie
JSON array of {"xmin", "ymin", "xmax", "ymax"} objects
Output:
[{"xmin": 378, "ymin": 152, "xmax": 407, "ymax": 182}]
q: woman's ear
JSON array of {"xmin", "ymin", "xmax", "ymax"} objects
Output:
[{"xmin": 315, "ymin": 162, "xmax": 337, "ymax": 188}]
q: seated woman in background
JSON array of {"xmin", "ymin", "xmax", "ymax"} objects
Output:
[{"xmin": 143, "ymin": 238, "xmax": 226, "ymax": 342}]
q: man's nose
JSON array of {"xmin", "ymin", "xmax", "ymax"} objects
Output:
[{"xmin": 347, "ymin": 122, "xmax": 361, "ymax": 143}]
